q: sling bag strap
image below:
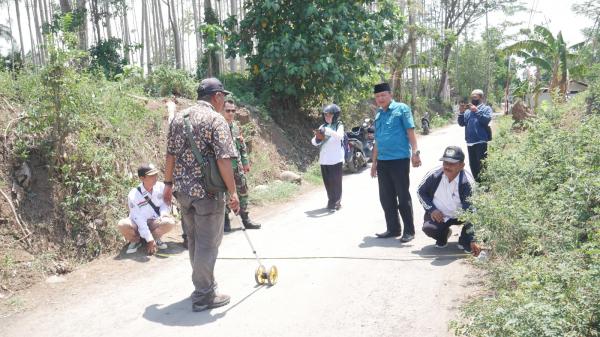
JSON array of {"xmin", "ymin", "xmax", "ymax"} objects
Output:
[
  {"xmin": 183, "ymin": 113, "xmax": 207, "ymax": 166},
  {"xmin": 136, "ymin": 186, "xmax": 161, "ymax": 217}
]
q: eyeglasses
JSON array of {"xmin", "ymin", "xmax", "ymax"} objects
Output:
[{"xmin": 225, "ymin": 109, "xmax": 236, "ymax": 113}]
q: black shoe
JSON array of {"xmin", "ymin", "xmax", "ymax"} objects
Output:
[
  {"xmin": 243, "ymin": 222, "xmax": 261, "ymax": 229},
  {"xmin": 400, "ymin": 234, "xmax": 415, "ymax": 242},
  {"xmin": 192, "ymin": 293, "xmax": 231, "ymax": 312},
  {"xmin": 241, "ymin": 211, "xmax": 261, "ymax": 229},
  {"xmin": 181, "ymin": 234, "xmax": 188, "ymax": 249},
  {"xmin": 376, "ymin": 231, "xmax": 400, "ymax": 238}
]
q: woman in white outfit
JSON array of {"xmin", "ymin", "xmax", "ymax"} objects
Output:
[{"xmin": 311, "ymin": 104, "xmax": 345, "ymax": 211}]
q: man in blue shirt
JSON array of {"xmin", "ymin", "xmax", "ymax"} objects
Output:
[
  {"xmin": 458, "ymin": 89, "xmax": 492, "ymax": 181},
  {"xmin": 370, "ymin": 82, "xmax": 422, "ymax": 242}
]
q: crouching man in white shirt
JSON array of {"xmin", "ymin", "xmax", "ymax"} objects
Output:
[
  {"xmin": 117, "ymin": 163, "xmax": 176, "ymax": 254},
  {"xmin": 417, "ymin": 146, "xmax": 481, "ymax": 256}
]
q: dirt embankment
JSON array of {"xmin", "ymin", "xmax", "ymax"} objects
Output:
[{"xmin": 0, "ymin": 96, "xmax": 318, "ymax": 302}]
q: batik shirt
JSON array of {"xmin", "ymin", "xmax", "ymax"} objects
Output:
[{"xmin": 167, "ymin": 101, "xmax": 237, "ymax": 199}]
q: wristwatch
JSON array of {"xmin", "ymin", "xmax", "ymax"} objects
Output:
[
  {"xmin": 164, "ymin": 181, "xmax": 173, "ymax": 186},
  {"xmin": 413, "ymin": 150, "xmax": 420, "ymax": 157}
]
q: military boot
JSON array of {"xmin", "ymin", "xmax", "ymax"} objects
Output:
[
  {"xmin": 241, "ymin": 211, "xmax": 261, "ymax": 229},
  {"xmin": 224, "ymin": 212, "xmax": 232, "ymax": 232}
]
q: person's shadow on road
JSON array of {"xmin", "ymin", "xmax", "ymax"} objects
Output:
[
  {"xmin": 304, "ymin": 208, "xmax": 335, "ymax": 218},
  {"xmin": 143, "ymin": 286, "xmax": 264, "ymax": 326},
  {"xmin": 113, "ymin": 241, "xmax": 187, "ymax": 262},
  {"xmin": 143, "ymin": 297, "xmax": 225, "ymax": 326},
  {"xmin": 411, "ymin": 244, "xmax": 468, "ymax": 266},
  {"xmin": 358, "ymin": 236, "xmax": 411, "ymax": 248}
]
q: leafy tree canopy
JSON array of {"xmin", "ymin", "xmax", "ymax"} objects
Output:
[{"xmin": 225, "ymin": 0, "xmax": 403, "ymax": 109}]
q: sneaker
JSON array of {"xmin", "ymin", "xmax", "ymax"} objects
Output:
[
  {"xmin": 155, "ymin": 239, "xmax": 168, "ymax": 250},
  {"xmin": 435, "ymin": 228, "xmax": 453, "ymax": 248},
  {"xmin": 126, "ymin": 241, "xmax": 142, "ymax": 254},
  {"xmin": 400, "ymin": 234, "xmax": 415, "ymax": 243},
  {"xmin": 192, "ymin": 293, "xmax": 231, "ymax": 312}
]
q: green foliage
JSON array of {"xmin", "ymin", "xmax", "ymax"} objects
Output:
[
  {"xmin": 303, "ymin": 161, "xmax": 323, "ymax": 186},
  {"xmin": 454, "ymin": 90, "xmax": 600, "ymax": 336},
  {"xmin": 504, "ymin": 25, "xmax": 581, "ymax": 96},
  {"xmin": 144, "ymin": 65, "xmax": 196, "ymax": 98},
  {"xmin": 225, "ymin": 0, "xmax": 402, "ymax": 111},
  {"xmin": 197, "ymin": 5, "xmax": 222, "ymax": 79},
  {"xmin": 89, "ymin": 38, "xmax": 128, "ymax": 79},
  {"xmin": 2, "ymin": 47, "xmax": 164, "ymax": 260}
]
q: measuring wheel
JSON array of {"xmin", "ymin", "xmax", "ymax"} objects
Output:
[
  {"xmin": 267, "ymin": 265, "xmax": 278, "ymax": 286},
  {"xmin": 255, "ymin": 265, "xmax": 267, "ymax": 285}
]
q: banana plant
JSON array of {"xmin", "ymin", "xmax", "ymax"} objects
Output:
[{"xmin": 504, "ymin": 25, "xmax": 584, "ymax": 99}]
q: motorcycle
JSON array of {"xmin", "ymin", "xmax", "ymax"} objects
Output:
[
  {"xmin": 344, "ymin": 118, "xmax": 371, "ymax": 173},
  {"xmin": 421, "ymin": 112, "xmax": 431, "ymax": 135}
]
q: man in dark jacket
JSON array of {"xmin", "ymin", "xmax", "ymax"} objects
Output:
[
  {"xmin": 417, "ymin": 146, "xmax": 481, "ymax": 256},
  {"xmin": 458, "ymin": 89, "xmax": 492, "ymax": 182}
]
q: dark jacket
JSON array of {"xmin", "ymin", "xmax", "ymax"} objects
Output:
[
  {"xmin": 417, "ymin": 167, "xmax": 473, "ymax": 215},
  {"xmin": 458, "ymin": 104, "xmax": 492, "ymax": 144}
]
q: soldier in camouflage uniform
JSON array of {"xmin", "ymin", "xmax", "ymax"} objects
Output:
[{"xmin": 222, "ymin": 99, "xmax": 261, "ymax": 232}]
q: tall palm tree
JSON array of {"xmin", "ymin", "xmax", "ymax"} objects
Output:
[{"xmin": 504, "ymin": 25, "xmax": 583, "ymax": 98}]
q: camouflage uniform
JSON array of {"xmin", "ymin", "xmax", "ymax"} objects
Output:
[
  {"xmin": 225, "ymin": 121, "xmax": 260, "ymax": 230},
  {"xmin": 229, "ymin": 121, "xmax": 250, "ymax": 211}
]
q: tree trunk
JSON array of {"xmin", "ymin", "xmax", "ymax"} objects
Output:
[
  {"xmin": 180, "ymin": 0, "xmax": 186, "ymax": 70},
  {"xmin": 104, "ymin": 0, "xmax": 112, "ymax": 40},
  {"xmin": 142, "ymin": 0, "xmax": 152, "ymax": 74},
  {"xmin": 167, "ymin": 0, "xmax": 182, "ymax": 69},
  {"xmin": 122, "ymin": 4, "xmax": 130, "ymax": 63},
  {"xmin": 191, "ymin": 0, "xmax": 202, "ymax": 69},
  {"xmin": 228, "ymin": 0, "xmax": 238, "ymax": 72},
  {"xmin": 24, "ymin": 0, "xmax": 37, "ymax": 65},
  {"xmin": 59, "ymin": 0, "xmax": 71, "ymax": 12},
  {"xmin": 32, "ymin": 0, "xmax": 44, "ymax": 64},
  {"xmin": 42, "ymin": 0, "xmax": 49, "ymax": 27},
  {"xmin": 90, "ymin": 0, "xmax": 102, "ymax": 43},
  {"xmin": 76, "ymin": 0, "xmax": 88, "ymax": 50},
  {"xmin": 135, "ymin": 0, "xmax": 143, "ymax": 72},
  {"xmin": 157, "ymin": 0, "xmax": 168, "ymax": 65},
  {"xmin": 436, "ymin": 43, "xmax": 452, "ymax": 102},
  {"xmin": 14, "ymin": 0, "xmax": 26, "ymax": 62},
  {"xmin": 408, "ymin": 0, "xmax": 417, "ymax": 108},
  {"xmin": 151, "ymin": 0, "xmax": 160, "ymax": 65}
]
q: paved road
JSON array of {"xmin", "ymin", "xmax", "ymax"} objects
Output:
[{"xmin": 2, "ymin": 123, "xmax": 476, "ymax": 337}]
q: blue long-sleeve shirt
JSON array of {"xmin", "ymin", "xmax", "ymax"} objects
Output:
[{"xmin": 458, "ymin": 104, "xmax": 492, "ymax": 145}]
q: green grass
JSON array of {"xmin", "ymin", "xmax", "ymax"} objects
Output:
[
  {"xmin": 303, "ymin": 160, "xmax": 323, "ymax": 185},
  {"xmin": 248, "ymin": 181, "xmax": 300, "ymax": 206}
]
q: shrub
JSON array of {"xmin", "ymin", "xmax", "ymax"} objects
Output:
[
  {"xmin": 454, "ymin": 87, "xmax": 600, "ymax": 336},
  {"xmin": 144, "ymin": 65, "xmax": 196, "ymax": 98}
]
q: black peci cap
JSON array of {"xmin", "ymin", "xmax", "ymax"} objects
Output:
[{"xmin": 373, "ymin": 82, "xmax": 391, "ymax": 94}]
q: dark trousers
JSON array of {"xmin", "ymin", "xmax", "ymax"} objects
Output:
[
  {"xmin": 422, "ymin": 213, "xmax": 474, "ymax": 246},
  {"xmin": 376, "ymin": 159, "xmax": 415, "ymax": 235},
  {"xmin": 467, "ymin": 142, "xmax": 488, "ymax": 182},
  {"xmin": 321, "ymin": 162, "xmax": 343, "ymax": 208}
]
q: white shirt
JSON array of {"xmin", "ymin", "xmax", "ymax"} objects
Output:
[
  {"xmin": 127, "ymin": 182, "xmax": 170, "ymax": 242},
  {"xmin": 311, "ymin": 124, "xmax": 345, "ymax": 165},
  {"xmin": 432, "ymin": 174, "xmax": 463, "ymax": 222}
]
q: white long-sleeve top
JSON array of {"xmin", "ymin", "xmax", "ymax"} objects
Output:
[
  {"xmin": 311, "ymin": 123, "xmax": 345, "ymax": 165},
  {"xmin": 127, "ymin": 182, "xmax": 170, "ymax": 242}
]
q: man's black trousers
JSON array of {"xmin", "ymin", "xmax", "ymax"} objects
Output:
[
  {"xmin": 467, "ymin": 142, "xmax": 488, "ymax": 182},
  {"xmin": 376, "ymin": 158, "xmax": 415, "ymax": 236},
  {"xmin": 321, "ymin": 162, "xmax": 343, "ymax": 209}
]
